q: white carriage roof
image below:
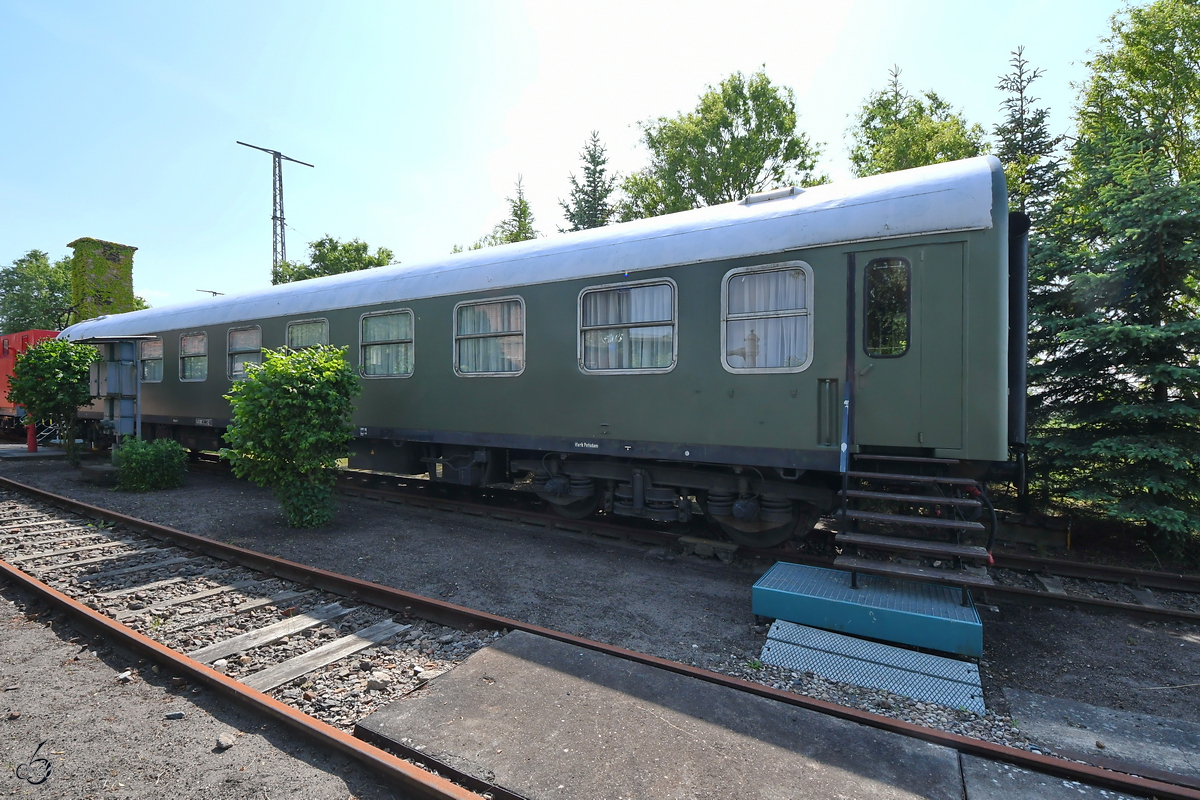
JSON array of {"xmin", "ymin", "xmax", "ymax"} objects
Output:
[{"xmin": 62, "ymin": 156, "xmax": 1000, "ymax": 340}]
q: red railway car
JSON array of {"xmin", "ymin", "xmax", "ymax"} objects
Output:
[{"xmin": 0, "ymin": 329, "xmax": 59, "ymax": 432}]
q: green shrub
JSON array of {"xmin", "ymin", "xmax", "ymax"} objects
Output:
[
  {"xmin": 112, "ymin": 437, "xmax": 189, "ymax": 491},
  {"xmin": 220, "ymin": 345, "xmax": 361, "ymax": 528}
]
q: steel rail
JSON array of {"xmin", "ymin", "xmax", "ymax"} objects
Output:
[
  {"xmin": 335, "ymin": 476, "xmax": 1200, "ymax": 623},
  {"xmin": 0, "ymin": 559, "xmax": 479, "ymax": 800},
  {"xmin": 216, "ymin": 458, "xmax": 1200, "ymax": 601},
  {"xmin": 1, "ymin": 476, "xmax": 1199, "ymax": 799},
  {"xmin": 992, "ymin": 551, "xmax": 1200, "ymax": 594}
]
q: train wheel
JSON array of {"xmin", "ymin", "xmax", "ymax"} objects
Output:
[
  {"xmin": 708, "ymin": 501, "xmax": 821, "ymax": 548},
  {"xmin": 547, "ymin": 494, "xmax": 599, "ymax": 519}
]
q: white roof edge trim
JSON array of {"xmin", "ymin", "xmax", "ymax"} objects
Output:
[{"xmin": 61, "ymin": 156, "xmax": 1000, "ymax": 340}]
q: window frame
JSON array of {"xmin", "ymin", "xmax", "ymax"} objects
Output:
[
  {"xmin": 452, "ymin": 295, "xmax": 526, "ymax": 378},
  {"xmin": 286, "ymin": 317, "xmax": 329, "ymax": 349},
  {"xmin": 139, "ymin": 337, "xmax": 164, "ymax": 383},
  {"xmin": 862, "ymin": 256, "xmax": 912, "ymax": 359},
  {"xmin": 227, "ymin": 325, "xmax": 262, "ymax": 380},
  {"xmin": 178, "ymin": 331, "xmax": 208, "ymax": 382},
  {"xmin": 720, "ymin": 261, "xmax": 815, "ymax": 375},
  {"xmin": 576, "ymin": 277, "xmax": 678, "ymax": 376},
  {"xmin": 358, "ymin": 308, "xmax": 415, "ymax": 380}
]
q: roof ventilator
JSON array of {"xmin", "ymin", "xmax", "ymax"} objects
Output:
[{"xmin": 742, "ymin": 186, "xmax": 803, "ymax": 205}]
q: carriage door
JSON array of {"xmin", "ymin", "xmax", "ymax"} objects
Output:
[{"xmin": 851, "ymin": 243, "xmax": 964, "ymax": 451}]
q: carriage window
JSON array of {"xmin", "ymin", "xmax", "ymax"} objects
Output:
[
  {"xmin": 228, "ymin": 326, "xmax": 262, "ymax": 379},
  {"xmin": 579, "ymin": 281, "xmax": 675, "ymax": 373},
  {"xmin": 864, "ymin": 258, "xmax": 910, "ymax": 358},
  {"xmin": 361, "ymin": 310, "xmax": 413, "ymax": 377},
  {"xmin": 288, "ymin": 319, "xmax": 328, "ymax": 348},
  {"xmin": 179, "ymin": 333, "xmax": 207, "ymax": 381},
  {"xmin": 723, "ymin": 264, "xmax": 813, "ymax": 372},
  {"xmin": 454, "ymin": 298, "xmax": 524, "ymax": 376},
  {"xmin": 140, "ymin": 338, "xmax": 163, "ymax": 383}
]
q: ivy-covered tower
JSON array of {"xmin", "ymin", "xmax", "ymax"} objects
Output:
[{"xmin": 67, "ymin": 238, "xmax": 138, "ymax": 321}]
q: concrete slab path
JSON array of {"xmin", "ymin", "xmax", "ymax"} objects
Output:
[
  {"xmin": 359, "ymin": 630, "xmax": 966, "ymax": 799},
  {"xmin": 1005, "ymin": 688, "xmax": 1200, "ymax": 784}
]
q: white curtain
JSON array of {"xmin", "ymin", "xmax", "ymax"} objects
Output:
[
  {"xmin": 140, "ymin": 339, "xmax": 163, "ymax": 382},
  {"xmin": 726, "ymin": 317, "xmax": 807, "ymax": 369},
  {"xmin": 726, "ymin": 270, "xmax": 808, "ymax": 369},
  {"xmin": 457, "ymin": 301, "xmax": 523, "ymax": 373},
  {"xmin": 289, "ymin": 321, "xmax": 327, "ymax": 348},
  {"xmin": 229, "ymin": 353, "xmax": 261, "ymax": 378},
  {"xmin": 229, "ymin": 328, "xmax": 260, "ymax": 351},
  {"xmin": 180, "ymin": 333, "xmax": 206, "ymax": 355},
  {"xmin": 728, "ymin": 269, "xmax": 805, "ymax": 314},
  {"xmin": 140, "ymin": 339, "xmax": 163, "ymax": 360},
  {"xmin": 363, "ymin": 312, "xmax": 411, "ymax": 343},
  {"xmin": 180, "ymin": 333, "xmax": 207, "ymax": 380},
  {"xmin": 582, "ymin": 284, "xmax": 673, "ymax": 370},
  {"xmin": 228, "ymin": 328, "xmax": 261, "ymax": 378},
  {"xmin": 364, "ymin": 343, "xmax": 413, "ymax": 375},
  {"xmin": 180, "ymin": 356, "xmax": 207, "ymax": 380}
]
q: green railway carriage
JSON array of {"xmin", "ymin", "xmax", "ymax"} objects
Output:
[{"xmin": 62, "ymin": 156, "xmax": 1025, "ymax": 547}]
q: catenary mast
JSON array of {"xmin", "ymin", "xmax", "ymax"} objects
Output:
[{"xmin": 236, "ymin": 141, "xmax": 314, "ymax": 268}]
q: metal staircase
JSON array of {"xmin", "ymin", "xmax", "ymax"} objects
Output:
[
  {"xmin": 35, "ymin": 424, "xmax": 58, "ymax": 446},
  {"xmin": 834, "ymin": 454, "xmax": 995, "ymax": 600}
]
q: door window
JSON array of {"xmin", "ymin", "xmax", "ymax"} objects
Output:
[{"xmin": 864, "ymin": 257, "xmax": 911, "ymax": 358}]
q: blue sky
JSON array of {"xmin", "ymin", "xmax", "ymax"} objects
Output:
[{"xmin": 1, "ymin": 1, "xmax": 1123, "ymax": 310}]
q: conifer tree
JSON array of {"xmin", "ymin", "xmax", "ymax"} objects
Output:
[
  {"xmin": 848, "ymin": 67, "xmax": 988, "ymax": 177},
  {"xmin": 454, "ymin": 177, "xmax": 539, "ymax": 252},
  {"xmin": 1032, "ymin": 1, "xmax": 1200, "ymax": 548},
  {"xmin": 994, "ymin": 47, "xmax": 1064, "ymax": 221},
  {"xmin": 993, "ymin": 47, "xmax": 1067, "ymax": 510},
  {"xmin": 560, "ymin": 132, "xmax": 618, "ymax": 231}
]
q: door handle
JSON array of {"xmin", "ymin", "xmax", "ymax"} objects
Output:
[{"xmin": 858, "ymin": 363, "xmax": 874, "ymax": 377}]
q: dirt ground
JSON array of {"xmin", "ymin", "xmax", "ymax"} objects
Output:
[{"xmin": 2, "ymin": 458, "xmax": 1197, "ymax": 728}]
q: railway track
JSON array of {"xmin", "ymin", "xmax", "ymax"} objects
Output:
[
  {"xmin": 321, "ymin": 467, "xmax": 1200, "ymax": 624},
  {"xmin": 0, "ymin": 473, "xmax": 1197, "ymax": 799}
]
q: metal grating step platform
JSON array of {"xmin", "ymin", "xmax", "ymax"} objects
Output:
[
  {"xmin": 752, "ymin": 562, "xmax": 983, "ymax": 657},
  {"xmin": 761, "ymin": 620, "xmax": 985, "ymax": 715}
]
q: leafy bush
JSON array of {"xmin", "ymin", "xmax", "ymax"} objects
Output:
[
  {"xmin": 6, "ymin": 338, "xmax": 98, "ymax": 467},
  {"xmin": 112, "ymin": 437, "xmax": 188, "ymax": 491},
  {"xmin": 220, "ymin": 345, "xmax": 361, "ymax": 528}
]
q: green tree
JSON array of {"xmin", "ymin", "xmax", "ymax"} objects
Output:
[
  {"xmin": 994, "ymin": 47, "xmax": 1064, "ymax": 220},
  {"xmin": 6, "ymin": 338, "xmax": 98, "ymax": 466},
  {"xmin": 848, "ymin": 67, "xmax": 988, "ymax": 177},
  {"xmin": 560, "ymin": 132, "xmax": 618, "ymax": 231},
  {"xmin": 453, "ymin": 177, "xmax": 539, "ymax": 252},
  {"xmin": 1084, "ymin": 0, "xmax": 1200, "ymax": 182},
  {"xmin": 1031, "ymin": 0, "xmax": 1200, "ymax": 549},
  {"xmin": 221, "ymin": 345, "xmax": 362, "ymax": 528},
  {"xmin": 617, "ymin": 69, "xmax": 824, "ymax": 220},
  {"xmin": 0, "ymin": 250, "xmax": 74, "ymax": 333},
  {"xmin": 272, "ymin": 235, "xmax": 396, "ymax": 285}
]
